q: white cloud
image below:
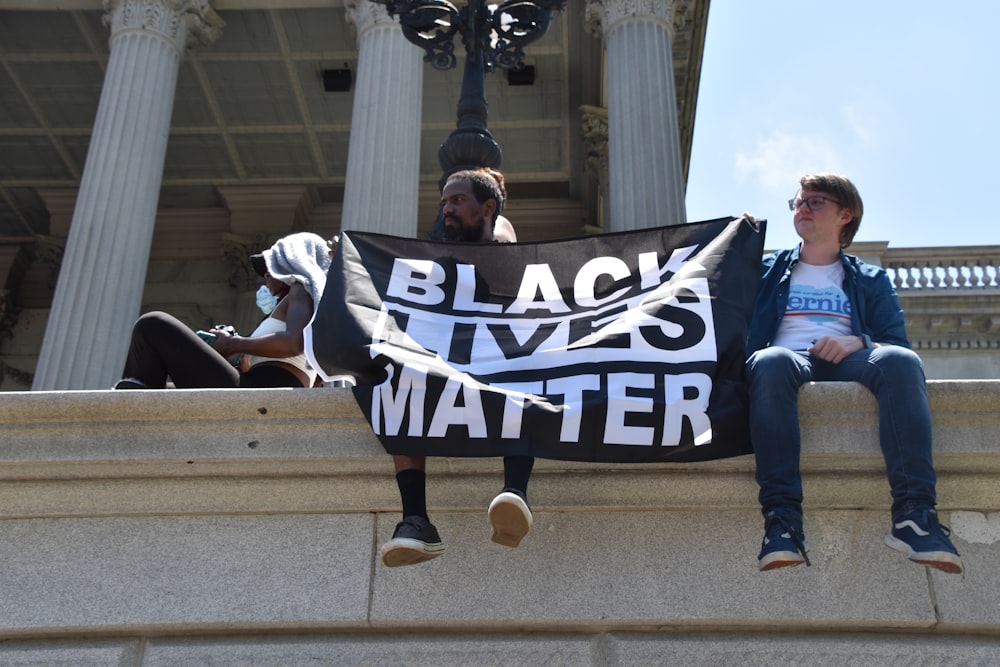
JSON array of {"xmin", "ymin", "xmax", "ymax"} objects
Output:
[
  {"xmin": 735, "ymin": 132, "xmax": 842, "ymax": 190},
  {"xmin": 842, "ymin": 102, "xmax": 886, "ymax": 150}
]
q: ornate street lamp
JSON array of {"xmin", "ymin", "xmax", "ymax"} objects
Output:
[{"xmin": 371, "ymin": 0, "xmax": 565, "ymax": 176}]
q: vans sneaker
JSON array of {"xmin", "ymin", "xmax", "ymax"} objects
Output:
[
  {"xmin": 885, "ymin": 508, "xmax": 963, "ymax": 574},
  {"xmin": 380, "ymin": 515, "xmax": 445, "ymax": 567},
  {"xmin": 758, "ymin": 511, "xmax": 810, "ymax": 571}
]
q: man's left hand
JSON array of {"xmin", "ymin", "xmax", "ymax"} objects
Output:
[{"xmin": 808, "ymin": 335, "xmax": 867, "ymax": 364}]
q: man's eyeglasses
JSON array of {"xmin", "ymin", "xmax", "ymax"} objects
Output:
[{"xmin": 788, "ymin": 195, "xmax": 841, "ymax": 212}]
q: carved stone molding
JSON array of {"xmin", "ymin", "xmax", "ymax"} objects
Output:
[
  {"xmin": 344, "ymin": 0, "xmax": 395, "ymax": 44},
  {"xmin": 584, "ymin": 0, "xmax": 692, "ymax": 38},
  {"xmin": 579, "ymin": 104, "xmax": 609, "ymax": 180},
  {"xmin": 102, "ymin": 0, "xmax": 223, "ymax": 53},
  {"xmin": 34, "ymin": 235, "xmax": 66, "ymax": 291},
  {"xmin": 0, "ymin": 360, "xmax": 33, "ymax": 388},
  {"xmin": 0, "ymin": 245, "xmax": 33, "ymax": 341},
  {"xmin": 217, "ymin": 186, "xmax": 313, "ymax": 238},
  {"xmin": 221, "ymin": 233, "xmax": 274, "ymax": 292}
]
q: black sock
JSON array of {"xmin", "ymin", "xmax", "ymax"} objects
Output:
[
  {"xmin": 502, "ymin": 456, "xmax": 534, "ymax": 498},
  {"xmin": 396, "ymin": 469, "xmax": 428, "ymax": 519}
]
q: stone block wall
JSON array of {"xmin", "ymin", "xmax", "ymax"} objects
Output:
[{"xmin": 0, "ymin": 382, "xmax": 998, "ymax": 664}]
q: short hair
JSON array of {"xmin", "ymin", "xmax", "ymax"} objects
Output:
[
  {"xmin": 799, "ymin": 173, "xmax": 864, "ymax": 248},
  {"xmin": 446, "ymin": 169, "xmax": 504, "ymax": 223}
]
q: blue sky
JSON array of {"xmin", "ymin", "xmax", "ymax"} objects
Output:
[{"xmin": 684, "ymin": 0, "xmax": 1000, "ymax": 251}]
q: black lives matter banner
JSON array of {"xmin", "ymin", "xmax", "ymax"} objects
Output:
[{"xmin": 306, "ymin": 216, "xmax": 765, "ymax": 463}]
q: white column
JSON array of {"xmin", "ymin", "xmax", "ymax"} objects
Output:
[
  {"xmin": 586, "ymin": 0, "xmax": 689, "ymax": 232},
  {"xmin": 32, "ymin": 0, "xmax": 221, "ymax": 391},
  {"xmin": 342, "ymin": 1, "xmax": 424, "ymax": 238}
]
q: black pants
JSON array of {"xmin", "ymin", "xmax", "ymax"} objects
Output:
[{"xmin": 122, "ymin": 311, "xmax": 303, "ymax": 389}]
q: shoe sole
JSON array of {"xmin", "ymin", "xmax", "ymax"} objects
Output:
[
  {"xmin": 758, "ymin": 550, "xmax": 806, "ymax": 571},
  {"xmin": 380, "ymin": 537, "xmax": 445, "ymax": 568},
  {"xmin": 488, "ymin": 492, "xmax": 532, "ymax": 548},
  {"xmin": 884, "ymin": 534, "xmax": 963, "ymax": 574}
]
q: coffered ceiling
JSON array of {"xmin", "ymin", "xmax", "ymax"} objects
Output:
[{"xmin": 0, "ymin": 0, "xmax": 707, "ymax": 242}]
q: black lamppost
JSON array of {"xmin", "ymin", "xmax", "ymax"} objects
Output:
[{"xmin": 372, "ymin": 0, "xmax": 565, "ymax": 235}]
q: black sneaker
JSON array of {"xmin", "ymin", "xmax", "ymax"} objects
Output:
[
  {"xmin": 488, "ymin": 488, "xmax": 532, "ymax": 548},
  {"xmin": 380, "ymin": 515, "xmax": 445, "ymax": 567},
  {"xmin": 885, "ymin": 507, "xmax": 963, "ymax": 574},
  {"xmin": 758, "ymin": 511, "xmax": 810, "ymax": 571}
]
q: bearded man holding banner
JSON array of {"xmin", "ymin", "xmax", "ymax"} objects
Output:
[
  {"xmin": 305, "ymin": 181, "xmax": 765, "ymax": 571},
  {"xmin": 379, "ymin": 169, "xmax": 537, "ymax": 567}
]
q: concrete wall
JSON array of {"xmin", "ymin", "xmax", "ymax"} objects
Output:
[{"xmin": 0, "ymin": 382, "xmax": 998, "ymax": 664}]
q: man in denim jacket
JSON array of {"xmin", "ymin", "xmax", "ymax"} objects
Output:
[{"xmin": 745, "ymin": 172, "xmax": 962, "ymax": 574}]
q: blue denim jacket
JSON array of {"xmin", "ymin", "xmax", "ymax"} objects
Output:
[{"xmin": 746, "ymin": 245, "xmax": 910, "ymax": 354}]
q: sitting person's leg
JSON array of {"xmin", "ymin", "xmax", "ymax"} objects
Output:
[
  {"xmin": 829, "ymin": 346, "xmax": 936, "ymax": 512},
  {"xmin": 120, "ymin": 311, "xmax": 239, "ymax": 389},
  {"xmin": 488, "ymin": 456, "xmax": 534, "ymax": 548},
  {"xmin": 829, "ymin": 345, "xmax": 961, "ymax": 573},
  {"xmin": 746, "ymin": 346, "xmax": 812, "ymax": 519},
  {"xmin": 745, "ymin": 345, "xmax": 813, "ymax": 569},
  {"xmin": 239, "ymin": 364, "xmax": 306, "ymax": 388},
  {"xmin": 379, "ymin": 455, "xmax": 444, "ymax": 567}
]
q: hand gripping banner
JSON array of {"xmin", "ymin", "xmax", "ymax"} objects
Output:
[{"xmin": 305, "ymin": 216, "xmax": 765, "ymax": 463}]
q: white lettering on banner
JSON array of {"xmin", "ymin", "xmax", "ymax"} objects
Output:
[
  {"xmin": 604, "ymin": 372, "xmax": 656, "ymax": 445},
  {"xmin": 640, "ymin": 245, "xmax": 698, "ymax": 290},
  {"xmin": 371, "ymin": 364, "xmax": 712, "ymax": 446},
  {"xmin": 507, "ymin": 264, "xmax": 572, "ymax": 314},
  {"xmin": 385, "ymin": 246, "xmax": 699, "ymax": 313},
  {"xmin": 544, "ymin": 374, "xmax": 601, "ymax": 441},
  {"xmin": 386, "ymin": 259, "xmax": 446, "ymax": 305},
  {"xmin": 372, "ymin": 362, "xmax": 428, "ymax": 437},
  {"xmin": 574, "ymin": 256, "xmax": 631, "ymax": 308},
  {"xmin": 601, "ymin": 372, "xmax": 710, "ymax": 446},
  {"xmin": 371, "ymin": 247, "xmax": 719, "ymax": 447},
  {"xmin": 491, "ymin": 381, "xmax": 545, "ymax": 438},
  {"xmin": 427, "ymin": 374, "xmax": 487, "ymax": 437},
  {"xmin": 370, "ymin": 275, "xmax": 717, "ymax": 372},
  {"xmin": 664, "ymin": 373, "xmax": 712, "ymax": 446},
  {"xmin": 453, "ymin": 264, "xmax": 503, "ymax": 313}
]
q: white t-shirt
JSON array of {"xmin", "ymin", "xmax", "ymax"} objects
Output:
[{"xmin": 772, "ymin": 261, "xmax": 852, "ymax": 351}]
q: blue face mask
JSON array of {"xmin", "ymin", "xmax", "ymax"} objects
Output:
[{"xmin": 256, "ymin": 285, "xmax": 279, "ymax": 315}]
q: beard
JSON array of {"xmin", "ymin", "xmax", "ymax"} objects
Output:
[{"xmin": 444, "ymin": 216, "xmax": 487, "ymax": 243}]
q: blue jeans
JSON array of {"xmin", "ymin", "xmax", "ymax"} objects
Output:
[{"xmin": 745, "ymin": 345, "xmax": 937, "ymax": 521}]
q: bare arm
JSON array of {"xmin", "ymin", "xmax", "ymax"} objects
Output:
[
  {"xmin": 211, "ymin": 283, "xmax": 313, "ymax": 359},
  {"xmin": 494, "ymin": 215, "xmax": 517, "ymax": 243}
]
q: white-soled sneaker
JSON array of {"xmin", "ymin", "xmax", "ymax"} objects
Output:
[
  {"xmin": 488, "ymin": 489, "xmax": 532, "ymax": 548},
  {"xmin": 758, "ymin": 511, "xmax": 810, "ymax": 571},
  {"xmin": 885, "ymin": 508, "xmax": 963, "ymax": 574},
  {"xmin": 380, "ymin": 515, "xmax": 445, "ymax": 567}
]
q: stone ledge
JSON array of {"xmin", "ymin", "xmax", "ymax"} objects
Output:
[
  {"xmin": 4, "ymin": 632, "xmax": 1000, "ymax": 666},
  {"xmin": 0, "ymin": 382, "xmax": 997, "ymax": 519},
  {"xmin": 2, "ymin": 380, "xmax": 998, "ymax": 463}
]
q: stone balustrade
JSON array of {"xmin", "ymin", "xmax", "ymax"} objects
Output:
[
  {"xmin": 0, "ymin": 382, "xmax": 998, "ymax": 663},
  {"xmin": 765, "ymin": 243, "xmax": 1000, "ymax": 292},
  {"xmin": 881, "ymin": 246, "xmax": 1000, "ymax": 291}
]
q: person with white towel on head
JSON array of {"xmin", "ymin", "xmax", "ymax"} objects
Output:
[{"xmin": 113, "ymin": 232, "xmax": 330, "ymax": 390}]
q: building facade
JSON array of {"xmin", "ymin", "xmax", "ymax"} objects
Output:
[
  {"xmin": 0, "ymin": 0, "xmax": 709, "ymax": 390},
  {"xmin": 0, "ymin": 0, "xmax": 996, "ymax": 391},
  {"xmin": 0, "ymin": 2, "xmax": 998, "ymax": 660}
]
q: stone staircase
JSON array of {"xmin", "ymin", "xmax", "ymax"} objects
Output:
[{"xmin": 1, "ymin": 382, "xmax": 999, "ymax": 664}]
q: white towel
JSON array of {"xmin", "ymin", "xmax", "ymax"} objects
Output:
[{"xmin": 262, "ymin": 232, "xmax": 331, "ymax": 310}]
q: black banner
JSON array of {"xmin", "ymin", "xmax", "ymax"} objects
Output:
[{"xmin": 306, "ymin": 216, "xmax": 765, "ymax": 463}]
